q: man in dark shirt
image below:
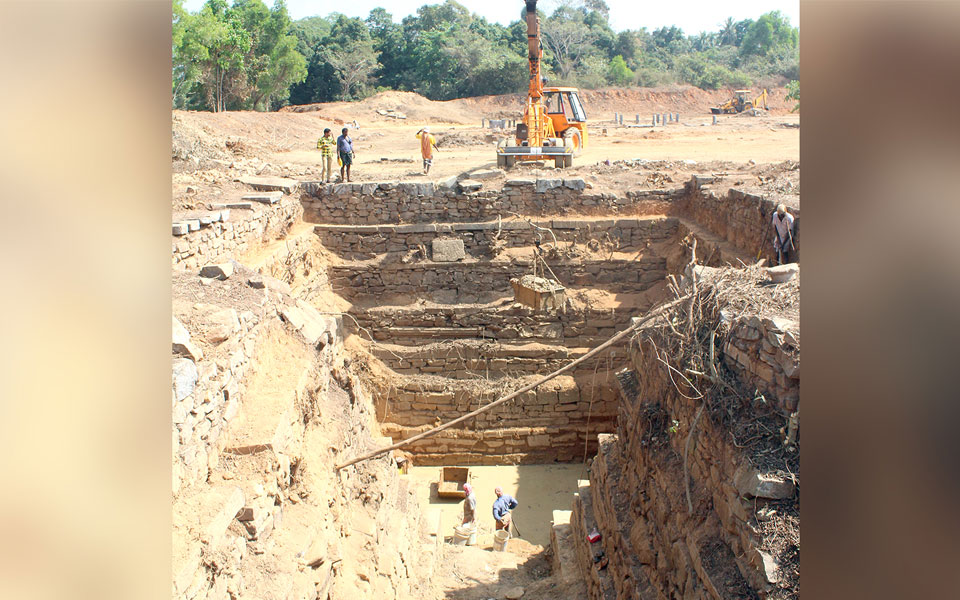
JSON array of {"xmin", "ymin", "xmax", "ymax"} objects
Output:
[
  {"xmin": 336, "ymin": 127, "xmax": 354, "ymax": 182},
  {"xmin": 492, "ymin": 486, "xmax": 518, "ymax": 531}
]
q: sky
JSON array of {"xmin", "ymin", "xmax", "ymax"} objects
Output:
[{"xmin": 180, "ymin": 0, "xmax": 800, "ymax": 35}]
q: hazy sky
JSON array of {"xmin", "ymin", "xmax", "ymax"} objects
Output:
[{"xmin": 180, "ymin": 0, "xmax": 799, "ymax": 35}]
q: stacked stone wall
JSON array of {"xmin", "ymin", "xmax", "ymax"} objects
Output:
[
  {"xmin": 679, "ymin": 181, "xmax": 801, "ymax": 263},
  {"xmin": 172, "ymin": 196, "xmax": 303, "ymax": 270},
  {"xmin": 571, "ymin": 331, "xmax": 798, "ymax": 599},
  {"xmin": 329, "ymin": 256, "xmax": 667, "ymax": 300},
  {"xmin": 300, "ymin": 178, "xmax": 679, "ymax": 225},
  {"xmin": 355, "ymin": 304, "xmax": 646, "ymax": 349},
  {"xmin": 724, "ymin": 314, "xmax": 800, "ymax": 414},
  {"xmin": 314, "ymin": 217, "xmax": 678, "ymax": 260}
]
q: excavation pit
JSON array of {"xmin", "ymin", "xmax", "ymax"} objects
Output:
[{"xmin": 173, "ymin": 166, "xmax": 800, "ymax": 600}]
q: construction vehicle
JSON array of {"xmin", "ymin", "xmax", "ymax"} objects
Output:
[
  {"xmin": 710, "ymin": 89, "xmax": 769, "ymax": 114},
  {"xmin": 497, "ymin": 0, "xmax": 588, "ymax": 169}
]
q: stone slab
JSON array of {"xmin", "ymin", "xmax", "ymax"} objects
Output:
[
  {"xmin": 242, "ymin": 191, "xmax": 283, "ymax": 204},
  {"xmin": 457, "ymin": 179, "xmax": 482, "ymax": 192},
  {"xmin": 535, "ymin": 179, "xmax": 563, "ymax": 193},
  {"xmin": 212, "ymin": 202, "xmax": 254, "ymax": 210},
  {"xmin": 431, "ymin": 238, "xmax": 465, "ymax": 262},
  {"xmin": 237, "ymin": 176, "xmax": 299, "ymax": 194},
  {"xmin": 470, "ymin": 169, "xmax": 501, "ymax": 180}
]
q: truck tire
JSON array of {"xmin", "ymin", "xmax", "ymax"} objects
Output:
[{"xmin": 563, "ymin": 129, "xmax": 582, "ymax": 156}]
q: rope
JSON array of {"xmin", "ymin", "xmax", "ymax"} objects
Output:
[{"xmin": 334, "ymin": 292, "xmax": 693, "ymax": 471}]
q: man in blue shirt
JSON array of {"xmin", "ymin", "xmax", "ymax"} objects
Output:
[
  {"xmin": 492, "ymin": 486, "xmax": 518, "ymax": 531},
  {"xmin": 336, "ymin": 127, "xmax": 354, "ymax": 182}
]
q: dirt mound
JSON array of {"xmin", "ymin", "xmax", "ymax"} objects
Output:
[
  {"xmin": 281, "ymin": 90, "xmax": 482, "ymax": 125},
  {"xmin": 278, "ymin": 84, "xmax": 793, "ymax": 125},
  {"xmin": 436, "ymin": 130, "xmax": 493, "ymax": 147}
]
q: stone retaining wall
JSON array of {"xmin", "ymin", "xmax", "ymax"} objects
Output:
[
  {"xmin": 570, "ymin": 330, "xmax": 798, "ymax": 599},
  {"xmin": 724, "ymin": 314, "xmax": 800, "ymax": 415},
  {"xmin": 681, "ymin": 180, "xmax": 801, "ymax": 263},
  {"xmin": 355, "ymin": 304, "xmax": 646, "ymax": 349},
  {"xmin": 300, "ymin": 178, "xmax": 680, "ymax": 225},
  {"xmin": 329, "ymin": 256, "xmax": 668, "ymax": 300},
  {"xmin": 314, "ymin": 217, "xmax": 679, "ymax": 260},
  {"xmin": 172, "ymin": 196, "xmax": 302, "ymax": 270},
  {"xmin": 373, "ymin": 368, "xmax": 621, "ymax": 464}
]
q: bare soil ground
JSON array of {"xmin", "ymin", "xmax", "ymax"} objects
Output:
[{"xmin": 172, "ymin": 85, "xmax": 799, "ymax": 212}]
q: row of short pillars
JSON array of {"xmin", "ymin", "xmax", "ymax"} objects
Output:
[
  {"xmin": 652, "ymin": 113, "xmax": 680, "ymax": 125},
  {"xmin": 482, "ymin": 119, "xmax": 517, "ymax": 129},
  {"xmin": 613, "ymin": 112, "xmax": 680, "ymax": 125}
]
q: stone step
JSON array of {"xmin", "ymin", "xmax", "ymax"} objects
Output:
[
  {"xmin": 550, "ymin": 510, "xmax": 580, "ymax": 584},
  {"xmin": 237, "ymin": 175, "xmax": 299, "ymax": 194},
  {"xmin": 172, "ymin": 210, "xmax": 230, "ymax": 236},
  {"xmin": 242, "ymin": 191, "xmax": 283, "ymax": 204},
  {"xmin": 212, "ymin": 201, "xmax": 254, "ymax": 210}
]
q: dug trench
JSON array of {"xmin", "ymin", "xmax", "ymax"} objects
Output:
[{"xmin": 172, "ymin": 171, "xmax": 799, "ymax": 600}]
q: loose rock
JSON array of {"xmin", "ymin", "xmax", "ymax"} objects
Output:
[{"xmin": 200, "ymin": 262, "xmax": 234, "ymax": 280}]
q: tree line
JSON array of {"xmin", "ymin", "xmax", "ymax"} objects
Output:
[{"xmin": 173, "ymin": 0, "xmax": 799, "ymax": 112}]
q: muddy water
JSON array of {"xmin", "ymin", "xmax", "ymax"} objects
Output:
[{"xmin": 408, "ymin": 464, "xmax": 585, "ymax": 547}]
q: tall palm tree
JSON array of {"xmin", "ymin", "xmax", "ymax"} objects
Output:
[{"xmin": 719, "ymin": 17, "xmax": 736, "ymax": 46}]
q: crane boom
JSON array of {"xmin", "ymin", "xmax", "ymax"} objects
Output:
[
  {"xmin": 525, "ymin": 0, "xmax": 542, "ymax": 100},
  {"xmin": 496, "ymin": 0, "xmax": 588, "ymax": 169}
]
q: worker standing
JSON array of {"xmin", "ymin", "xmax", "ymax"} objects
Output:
[
  {"xmin": 337, "ymin": 127, "xmax": 354, "ymax": 183},
  {"xmin": 492, "ymin": 486, "xmax": 518, "ymax": 532},
  {"xmin": 771, "ymin": 203, "xmax": 795, "ymax": 265},
  {"xmin": 461, "ymin": 483, "xmax": 477, "ymax": 527},
  {"xmin": 316, "ymin": 128, "xmax": 336, "ymax": 184},
  {"xmin": 416, "ymin": 127, "xmax": 438, "ymax": 174}
]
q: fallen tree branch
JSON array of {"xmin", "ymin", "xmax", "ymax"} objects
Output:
[{"xmin": 334, "ymin": 293, "xmax": 693, "ymax": 471}]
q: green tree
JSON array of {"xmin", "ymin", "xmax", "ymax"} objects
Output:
[
  {"xmin": 234, "ymin": 0, "xmax": 307, "ymax": 110},
  {"xmin": 320, "ymin": 15, "xmax": 380, "ymax": 100},
  {"xmin": 192, "ymin": 0, "xmax": 251, "ymax": 112},
  {"xmin": 289, "ymin": 16, "xmax": 332, "ymax": 62},
  {"xmin": 173, "ymin": 0, "xmax": 306, "ymax": 111},
  {"xmin": 606, "ymin": 55, "xmax": 633, "ymax": 86},
  {"xmin": 718, "ymin": 17, "xmax": 736, "ymax": 46},
  {"xmin": 614, "ymin": 30, "xmax": 639, "ymax": 65},
  {"xmin": 740, "ymin": 11, "xmax": 797, "ymax": 58},
  {"xmin": 786, "ymin": 79, "xmax": 799, "ymax": 112},
  {"xmin": 172, "ymin": 0, "xmax": 202, "ymax": 107}
]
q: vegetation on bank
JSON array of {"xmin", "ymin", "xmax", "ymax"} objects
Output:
[{"xmin": 173, "ymin": 0, "xmax": 799, "ymax": 111}]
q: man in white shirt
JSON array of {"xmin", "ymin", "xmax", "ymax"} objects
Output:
[{"xmin": 772, "ymin": 204, "xmax": 795, "ymax": 265}]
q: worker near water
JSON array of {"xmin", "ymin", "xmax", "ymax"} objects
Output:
[
  {"xmin": 492, "ymin": 486, "xmax": 518, "ymax": 531},
  {"xmin": 316, "ymin": 128, "xmax": 336, "ymax": 184},
  {"xmin": 415, "ymin": 127, "xmax": 439, "ymax": 174},
  {"xmin": 337, "ymin": 127, "xmax": 354, "ymax": 183},
  {"xmin": 461, "ymin": 483, "xmax": 477, "ymax": 527},
  {"xmin": 771, "ymin": 203, "xmax": 795, "ymax": 265}
]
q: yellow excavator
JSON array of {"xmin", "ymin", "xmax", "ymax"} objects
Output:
[
  {"xmin": 710, "ymin": 89, "xmax": 769, "ymax": 114},
  {"xmin": 497, "ymin": 0, "xmax": 588, "ymax": 169}
]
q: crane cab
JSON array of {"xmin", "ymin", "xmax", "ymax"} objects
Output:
[{"xmin": 542, "ymin": 87, "xmax": 588, "ymax": 154}]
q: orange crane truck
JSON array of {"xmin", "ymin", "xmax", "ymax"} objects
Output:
[{"xmin": 496, "ymin": 0, "xmax": 588, "ymax": 169}]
